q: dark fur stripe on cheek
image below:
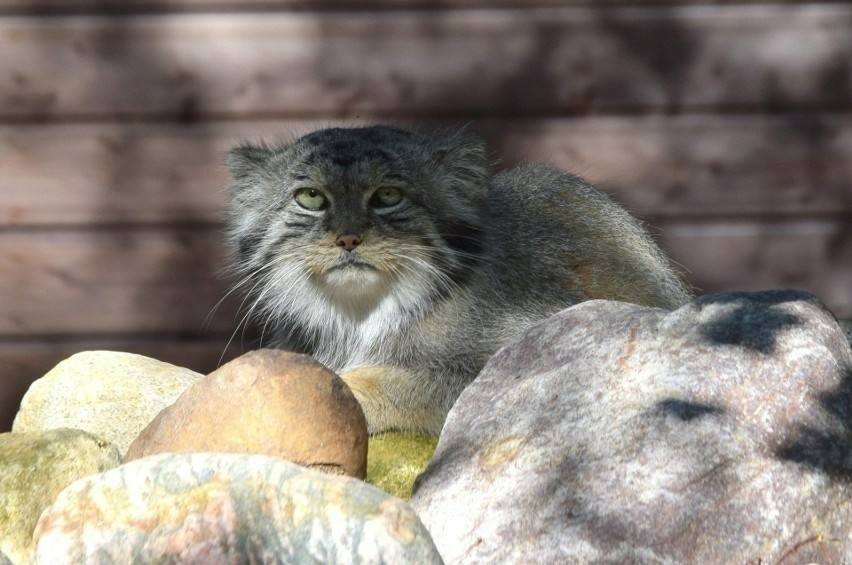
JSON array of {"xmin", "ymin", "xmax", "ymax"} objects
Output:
[
  {"xmin": 285, "ymin": 221, "xmax": 312, "ymax": 229},
  {"xmin": 257, "ymin": 232, "xmax": 302, "ymax": 272},
  {"xmin": 439, "ymin": 220, "xmax": 485, "ymax": 256},
  {"xmin": 430, "ymin": 220, "xmax": 485, "ymax": 288},
  {"xmin": 238, "ymin": 232, "xmax": 265, "ymax": 261},
  {"xmin": 270, "ymin": 231, "xmax": 302, "ymax": 248}
]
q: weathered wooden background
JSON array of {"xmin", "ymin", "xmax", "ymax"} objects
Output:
[{"xmin": 1, "ymin": 0, "xmax": 850, "ymax": 429}]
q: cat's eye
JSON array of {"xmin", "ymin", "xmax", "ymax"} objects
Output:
[
  {"xmin": 370, "ymin": 186, "xmax": 404, "ymax": 208},
  {"xmin": 294, "ymin": 188, "xmax": 328, "ymax": 211}
]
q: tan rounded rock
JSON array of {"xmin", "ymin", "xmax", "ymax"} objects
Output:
[{"xmin": 124, "ymin": 350, "xmax": 368, "ymax": 479}]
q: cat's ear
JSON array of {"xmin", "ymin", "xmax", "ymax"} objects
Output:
[
  {"xmin": 225, "ymin": 142, "xmax": 274, "ymax": 179},
  {"xmin": 431, "ymin": 132, "xmax": 491, "ymax": 199},
  {"xmin": 432, "ymin": 132, "xmax": 489, "ymax": 171}
]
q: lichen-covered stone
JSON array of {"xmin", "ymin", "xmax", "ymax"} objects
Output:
[
  {"xmin": 366, "ymin": 432, "xmax": 438, "ymax": 500},
  {"xmin": 34, "ymin": 452, "xmax": 442, "ymax": 564},
  {"xmin": 13, "ymin": 351, "xmax": 201, "ymax": 454},
  {"xmin": 0, "ymin": 429, "xmax": 121, "ymax": 564},
  {"xmin": 411, "ymin": 290, "xmax": 852, "ymax": 564},
  {"xmin": 124, "ymin": 349, "xmax": 368, "ymax": 479}
]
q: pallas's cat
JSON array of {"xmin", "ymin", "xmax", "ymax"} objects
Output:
[{"xmin": 225, "ymin": 126, "xmax": 690, "ymax": 434}]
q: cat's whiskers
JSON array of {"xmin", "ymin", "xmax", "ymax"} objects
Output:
[
  {"xmin": 225, "ymin": 228, "xmax": 484, "ymax": 374},
  {"xmin": 300, "ymin": 248, "xmax": 442, "ymax": 370},
  {"xmin": 395, "ymin": 244, "xmax": 464, "ymax": 289},
  {"xmin": 400, "ymin": 255, "xmax": 455, "ymax": 297},
  {"xmin": 240, "ymin": 254, "xmax": 370, "ymax": 369},
  {"xmin": 205, "ymin": 259, "xmax": 283, "ymax": 331},
  {"xmin": 218, "ymin": 255, "xmax": 301, "ymax": 363}
]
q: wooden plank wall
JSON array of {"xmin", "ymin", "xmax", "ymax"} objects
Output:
[{"xmin": 1, "ymin": 0, "xmax": 850, "ymax": 429}]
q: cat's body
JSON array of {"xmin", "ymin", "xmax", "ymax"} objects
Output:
[{"xmin": 225, "ymin": 126, "xmax": 691, "ymax": 434}]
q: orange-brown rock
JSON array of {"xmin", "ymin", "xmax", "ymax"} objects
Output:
[{"xmin": 124, "ymin": 350, "xmax": 368, "ymax": 479}]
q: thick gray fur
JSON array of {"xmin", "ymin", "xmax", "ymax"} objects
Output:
[{"xmin": 225, "ymin": 125, "xmax": 692, "ymax": 434}]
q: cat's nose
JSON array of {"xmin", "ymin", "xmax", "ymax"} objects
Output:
[{"xmin": 336, "ymin": 233, "xmax": 362, "ymax": 252}]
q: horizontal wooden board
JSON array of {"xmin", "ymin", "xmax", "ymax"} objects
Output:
[
  {"xmin": 659, "ymin": 220, "xmax": 852, "ymax": 317},
  {"xmin": 0, "ymin": 0, "xmax": 813, "ymax": 13},
  {"xmin": 1, "ymin": 218, "xmax": 850, "ymax": 430},
  {"xmin": 1, "ymin": 5, "xmax": 850, "ymax": 119},
  {"xmin": 0, "ymin": 228, "xmax": 241, "ymax": 336},
  {"xmin": 479, "ymin": 116, "xmax": 852, "ymax": 220},
  {"xmin": 0, "ymin": 221, "xmax": 849, "ymax": 341},
  {"xmin": 2, "ymin": 114, "xmax": 851, "ymax": 227},
  {"xmin": 0, "ymin": 336, "xmax": 248, "ymax": 431}
]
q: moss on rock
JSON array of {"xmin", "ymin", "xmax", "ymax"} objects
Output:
[{"xmin": 366, "ymin": 432, "xmax": 438, "ymax": 500}]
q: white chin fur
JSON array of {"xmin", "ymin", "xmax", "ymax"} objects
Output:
[
  {"xmin": 261, "ymin": 257, "xmax": 438, "ymax": 371},
  {"xmin": 322, "ymin": 266, "xmax": 385, "ymax": 296},
  {"xmin": 316, "ymin": 265, "xmax": 393, "ymax": 322}
]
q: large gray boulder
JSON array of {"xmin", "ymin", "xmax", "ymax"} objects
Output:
[{"xmin": 411, "ymin": 290, "xmax": 852, "ymax": 564}]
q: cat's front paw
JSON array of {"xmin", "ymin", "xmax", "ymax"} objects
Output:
[{"xmin": 340, "ymin": 366, "xmax": 443, "ymax": 435}]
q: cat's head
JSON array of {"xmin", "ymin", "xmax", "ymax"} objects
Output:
[{"xmin": 224, "ymin": 126, "xmax": 491, "ymax": 325}]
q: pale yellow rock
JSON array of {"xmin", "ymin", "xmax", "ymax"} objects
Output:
[
  {"xmin": 0, "ymin": 429, "xmax": 121, "ymax": 564},
  {"xmin": 13, "ymin": 351, "xmax": 202, "ymax": 454}
]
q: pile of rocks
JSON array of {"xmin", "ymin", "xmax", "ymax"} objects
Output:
[
  {"xmin": 4, "ymin": 349, "xmax": 439, "ymax": 563},
  {"xmin": 2, "ymin": 289, "xmax": 851, "ymax": 563}
]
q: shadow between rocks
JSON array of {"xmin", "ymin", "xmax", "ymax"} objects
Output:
[{"xmin": 411, "ymin": 440, "xmax": 468, "ymax": 496}]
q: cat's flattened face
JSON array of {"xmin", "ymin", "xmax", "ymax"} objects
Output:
[
  {"xmin": 226, "ymin": 126, "xmax": 490, "ymax": 321},
  {"xmin": 285, "ymin": 168, "xmax": 433, "ymax": 304},
  {"xmin": 283, "ymin": 136, "xmax": 435, "ymax": 298}
]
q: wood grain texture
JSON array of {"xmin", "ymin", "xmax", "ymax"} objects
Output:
[
  {"xmin": 0, "ymin": 228, "xmax": 239, "ymax": 335},
  {"xmin": 0, "ymin": 220, "xmax": 848, "ymax": 339},
  {"xmin": 2, "ymin": 115, "xmax": 851, "ymax": 226},
  {"xmin": 0, "ymin": 0, "xmax": 809, "ymax": 13},
  {"xmin": 659, "ymin": 220, "xmax": 852, "ymax": 317},
  {"xmin": 1, "ymin": 5, "xmax": 850, "ymax": 120}
]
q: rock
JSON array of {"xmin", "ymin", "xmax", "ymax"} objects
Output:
[
  {"xmin": 411, "ymin": 290, "xmax": 852, "ymax": 564},
  {"xmin": 13, "ymin": 351, "xmax": 201, "ymax": 455},
  {"xmin": 124, "ymin": 349, "xmax": 368, "ymax": 479},
  {"xmin": 366, "ymin": 432, "xmax": 438, "ymax": 500},
  {"xmin": 0, "ymin": 429, "xmax": 121, "ymax": 564},
  {"xmin": 841, "ymin": 318, "xmax": 852, "ymax": 345},
  {"xmin": 33, "ymin": 452, "xmax": 442, "ymax": 564}
]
